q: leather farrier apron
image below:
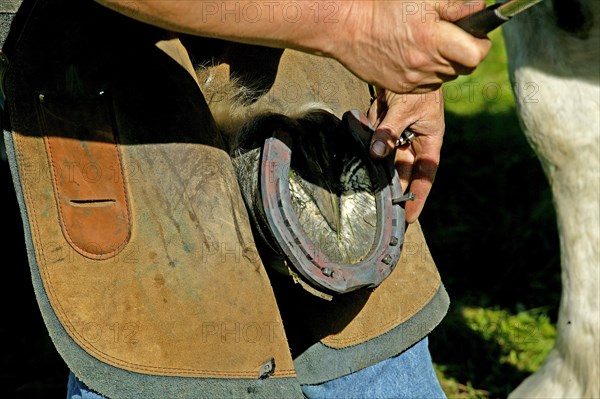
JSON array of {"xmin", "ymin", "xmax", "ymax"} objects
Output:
[{"xmin": 1, "ymin": 0, "xmax": 449, "ymax": 397}]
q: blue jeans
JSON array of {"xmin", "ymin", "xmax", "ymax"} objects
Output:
[{"xmin": 67, "ymin": 337, "xmax": 446, "ymax": 399}]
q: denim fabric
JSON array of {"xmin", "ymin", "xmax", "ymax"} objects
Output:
[
  {"xmin": 66, "ymin": 337, "xmax": 445, "ymax": 399},
  {"xmin": 66, "ymin": 372, "xmax": 105, "ymax": 399},
  {"xmin": 301, "ymin": 337, "xmax": 446, "ymax": 399}
]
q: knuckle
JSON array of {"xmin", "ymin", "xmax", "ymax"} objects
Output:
[
  {"xmin": 377, "ymin": 126, "xmax": 401, "ymax": 142},
  {"xmin": 403, "ymin": 70, "xmax": 424, "ymax": 85}
]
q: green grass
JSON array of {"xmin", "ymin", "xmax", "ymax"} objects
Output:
[
  {"xmin": 463, "ymin": 306, "xmax": 556, "ymax": 374},
  {"xmin": 444, "ymin": 29, "xmax": 515, "ymax": 115},
  {"xmin": 421, "ymin": 27, "xmax": 561, "ymax": 398},
  {"xmin": 433, "ymin": 306, "xmax": 557, "ymax": 398}
]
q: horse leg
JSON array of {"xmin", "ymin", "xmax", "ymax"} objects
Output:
[{"xmin": 504, "ymin": 0, "xmax": 600, "ymax": 397}]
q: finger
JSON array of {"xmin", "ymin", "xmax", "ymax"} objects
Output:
[
  {"xmin": 404, "ymin": 157, "xmax": 438, "ymax": 223},
  {"xmin": 375, "ymin": 88, "xmax": 389, "ymax": 126},
  {"xmin": 375, "ymin": 86, "xmax": 387, "ymax": 100},
  {"xmin": 369, "ymin": 107, "xmax": 413, "ymax": 158},
  {"xmin": 367, "ymin": 88, "xmax": 388, "ymax": 127},
  {"xmin": 367, "ymin": 98, "xmax": 380, "ymax": 127},
  {"xmin": 437, "ymin": 22, "xmax": 492, "ymax": 69},
  {"xmin": 370, "ymin": 126, "xmax": 399, "ymax": 158},
  {"xmin": 383, "ymin": 73, "xmax": 447, "ymax": 95},
  {"xmin": 409, "ymin": 82, "xmax": 444, "ymax": 94},
  {"xmin": 395, "ymin": 146, "xmax": 415, "ymax": 193},
  {"xmin": 408, "ymin": 69, "xmax": 466, "ymax": 91},
  {"xmin": 447, "ymin": 61, "xmax": 477, "ymax": 77}
]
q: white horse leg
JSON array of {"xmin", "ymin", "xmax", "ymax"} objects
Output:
[{"xmin": 504, "ymin": 0, "xmax": 600, "ymax": 397}]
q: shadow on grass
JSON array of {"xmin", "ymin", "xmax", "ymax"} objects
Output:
[
  {"xmin": 430, "ymin": 304, "xmax": 532, "ymax": 398},
  {"xmin": 421, "ymin": 109, "xmax": 561, "ymax": 313},
  {"xmin": 421, "ymin": 109, "xmax": 562, "ymax": 396}
]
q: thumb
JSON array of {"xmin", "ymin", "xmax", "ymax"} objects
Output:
[{"xmin": 369, "ymin": 109, "xmax": 412, "ymax": 159}]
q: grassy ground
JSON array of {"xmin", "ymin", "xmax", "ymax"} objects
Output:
[{"xmin": 421, "ymin": 28, "xmax": 561, "ymax": 398}]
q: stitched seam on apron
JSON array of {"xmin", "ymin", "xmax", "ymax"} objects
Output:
[
  {"xmin": 14, "ymin": 132, "xmax": 296, "ymax": 378},
  {"xmin": 320, "ymin": 280, "xmax": 441, "ymax": 347},
  {"xmin": 40, "ymin": 110, "xmax": 131, "ymax": 259}
]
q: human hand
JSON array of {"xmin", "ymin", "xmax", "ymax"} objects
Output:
[
  {"xmin": 331, "ymin": 0, "xmax": 491, "ymax": 93},
  {"xmin": 367, "ymin": 88, "xmax": 444, "ymax": 223},
  {"xmin": 96, "ymin": 0, "xmax": 490, "ymax": 94}
]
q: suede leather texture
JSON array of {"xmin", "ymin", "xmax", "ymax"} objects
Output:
[
  {"xmin": 39, "ymin": 95, "xmax": 132, "ymax": 259},
  {"xmin": 302, "ymin": 222, "xmax": 443, "ymax": 348},
  {"xmin": 3, "ymin": 0, "xmax": 449, "ymax": 396},
  {"xmin": 201, "ymin": 46, "xmax": 447, "ymax": 351},
  {"xmin": 5, "ymin": 0, "xmax": 296, "ymax": 381}
]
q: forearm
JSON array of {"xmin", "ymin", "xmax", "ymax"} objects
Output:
[
  {"xmin": 94, "ymin": 0, "xmax": 360, "ymax": 59},
  {"xmin": 95, "ymin": 1, "xmax": 490, "ymax": 93}
]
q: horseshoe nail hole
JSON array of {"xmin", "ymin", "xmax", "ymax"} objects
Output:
[{"xmin": 70, "ymin": 199, "xmax": 116, "ymax": 208}]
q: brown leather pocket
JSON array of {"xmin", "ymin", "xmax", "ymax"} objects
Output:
[{"xmin": 36, "ymin": 91, "xmax": 131, "ymax": 259}]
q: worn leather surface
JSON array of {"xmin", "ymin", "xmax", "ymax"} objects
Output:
[
  {"xmin": 39, "ymin": 94, "xmax": 131, "ymax": 259},
  {"xmin": 198, "ymin": 46, "xmax": 445, "ymax": 351},
  {"xmin": 269, "ymin": 220, "xmax": 441, "ymax": 358},
  {"xmin": 5, "ymin": 0, "xmax": 296, "ymax": 380},
  {"xmin": 305, "ymin": 221, "xmax": 441, "ymax": 348},
  {"xmin": 5, "ymin": 0, "xmax": 447, "ymax": 392}
]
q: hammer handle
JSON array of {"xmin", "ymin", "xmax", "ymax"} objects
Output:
[{"xmin": 455, "ymin": 3, "xmax": 507, "ymax": 38}]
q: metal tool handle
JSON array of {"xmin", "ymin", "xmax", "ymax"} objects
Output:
[{"xmin": 455, "ymin": 3, "xmax": 507, "ymax": 38}]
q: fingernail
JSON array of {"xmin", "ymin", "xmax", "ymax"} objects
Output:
[{"xmin": 370, "ymin": 140, "xmax": 387, "ymax": 157}]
